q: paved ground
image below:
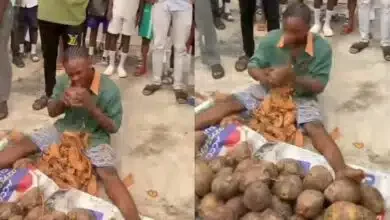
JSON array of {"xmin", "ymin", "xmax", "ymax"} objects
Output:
[
  {"xmin": 0, "ymin": 36, "xmax": 194, "ymax": 220},
  {"xmin": 195, "ymin": 7, "xmax": 390, "ymax": 174}
]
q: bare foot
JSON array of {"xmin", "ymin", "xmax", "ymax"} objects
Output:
[{"xmin": 336, "ymin": 166, "xmax": 366, "ymax": 183}]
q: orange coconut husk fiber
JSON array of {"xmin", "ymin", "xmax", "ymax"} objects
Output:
[
  {"xmin": 36, "ymin": 132, "xmax": 98, "ymax": 196},
  {"xmin": 248, "ymin": 86, "xmax": 304, "ymax": 147}
]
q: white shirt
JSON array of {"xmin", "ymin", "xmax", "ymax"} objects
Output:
[
  {"xmin": 21, "ymin": 0, "xmax": 38, "ymax": 8},
  {"xmin": 113, "ymin": 0, "xmax": 139, "ymax": 19}
]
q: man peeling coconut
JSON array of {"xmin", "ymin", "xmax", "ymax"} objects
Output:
[{"xmin": 195, "ymin": 2, "xmax": 365, "ymax": 183}]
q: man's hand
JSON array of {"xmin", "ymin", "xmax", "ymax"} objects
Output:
[
  {"xmin": 268, "ymin": 65, "xmax": 295, "ymax": 87},
  {"xmin": 66, "ymin": 87, "xmax": 95, "ymax": 111}
]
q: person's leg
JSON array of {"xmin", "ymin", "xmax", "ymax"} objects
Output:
[
  {"xmin": 0, "ymin": 4, "xmax": 13, "ymax": 120},
  {"xmin": 211, "ymin": 0, "xmax": 225, "ymax": 29},
  {"xmin": 349, "ymin": 0, "xmax": 372, "ymax": 54},
  {"xmin": 87, "ymin": 16, "xmax": 100, "ymax": 56},
  {"xmin": 33, "ymin": 20, "xmax": 61, "ymax": 111},
  {"xmin": 297, "ymin": 99, "xmax": 364, "ymax": 182},
  {"xmin": 27, "ymin": 6, "xmax": 39, "ymax": 62},
  {"xmin": 101, "ymin": 20, "xmax": 110, "ymax": 63},
  {"xmin": 95, "ymin": 168, "xmax": 140, "ymax": 220},
  {"xmin": 0, "ymin": 126, "xmax": 60, "ymax": 169},
  {"xmin": 222, "ymin": 0, "xmax": 234, "ymax": 22},
  {"xmin": 143, "ymin": 2, "xmax": 171, "ymax": 96},
  {"xmin": 195, "ymin": 84, "xmax": 266, "ymax": 130},
  {"xmin": 342, "ymin": 0, "xmax": 357, "ymax": 34},
  {"xmin": 171, "ymin": 8, "xmax": 193, "ymax": 103},
  {"xmin": 262, "ymin": 0, "xmax": 280, "ymax": 31},
  {"xmin": 85, "ymin": 144, "xmax": 140, "ymax": 220},
  {"xmin": 12, "ymin": 6, "xmax": 25, "ymax": 68},
  {"xmin": 323, "ymin": 0, "xmax": 338, "ymax": 36},
  {"xmin": 104, "ymin": 16, "xmax": 121, "ymax": 75},
  {"xmin": 136, "ymin": 37, "xmax": 151, "ymax": 76},
  {"xmin": 117, "ymin": 34, "xmax": 130, "ymax": 78},
  {"xmin": 380, "ymin": 0, "xmax": 390, "ymax": 61},
  {"xmin": 235, "ymin": 0, "xmax": 256, "ymax": 72},
  {"xmin": 310, "ymin": 0, "xmax": 323, "ymax": 34},
  {"xmin": 195, "ymin": 0, "xmax": 225, "ymax": 79}
]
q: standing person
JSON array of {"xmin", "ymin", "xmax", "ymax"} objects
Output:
[
  {"xmin": 103, "ymin": 0, "xmax": 140, "ymax": 78},
  {"xmin": 20, "ymin": 0, "xmax": 39, "ymax": 62},
  {"xmin": 135, "ymin": 0, "xmax": 153, "ymax": 76},
  {"xmin": 349, "ymin": 0, "xmax": 390, "ymax": 61},
  {"xmin": 31, "ymin": 0, "xmax": 88, "ymax": 111},
  {"xmin": 10, "ymin": 0, "xmax": 25, "ymax": 68},
  {"xmin": 310, "ymin": 0, "xmax": 338, "ymax": 37},
  {"xmin": 0, "ymin": 0, "xmax": 12, "ymax": 120},
  {"xmin": 195, "ymin": 0, "xmax": 225, "ymax": 79},
  {"xmin": 87, "ymin": 0, "xmax": 109, "ymax": 59},
  {"xmin": 142, "ymin": 0, "xmax": 193, "ymax": 104},
  {"xmin": 196, "ymin": 2, "xmax": 366, "ymax": 184},
  {"xmin": 234, "ymin": 0, "xmax": 280, "ymax": 72}
]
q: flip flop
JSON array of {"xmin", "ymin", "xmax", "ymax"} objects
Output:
[{"xmin": 349, "ymin": 41, "xmax": 369, "ymax": 54}]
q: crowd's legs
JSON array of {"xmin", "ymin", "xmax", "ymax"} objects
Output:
[
  {"xmin": 310, "ymin": 0, "xmax": 338, "ymax": 36},
  {"xmin": 195, "ymin": 0, "xmax": 225, "ymax": 79},
  {"xmin": 142, "ymin": 1, "xmax": 192, "ymax": 103}
]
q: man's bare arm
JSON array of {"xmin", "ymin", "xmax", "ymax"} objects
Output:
[
  {"xmin": 295, "ymin": 75, "xmax": 326, "ymax": 94},
  {"xmin": 88, "ymin": 106, "xmax": 117, "ymax": 133},
  {"xmin": 47, "ymin": 100, "xmax": 67, "ymax": 118}
]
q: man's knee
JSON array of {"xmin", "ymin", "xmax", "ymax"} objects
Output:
[
  {"xmin": 96, "ymin": 167, "xmax": 119, "ymax": 181},
  {"xmin": 303, "ymin": 120, "xmax": 326, "ymax": 136}
]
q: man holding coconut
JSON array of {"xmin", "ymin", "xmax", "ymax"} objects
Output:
[{"xmin": 195, "ymin": 2, "xmax": 365, "ymax": 182}]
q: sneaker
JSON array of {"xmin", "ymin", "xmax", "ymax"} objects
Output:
[
  {"xmin": 12, "ymin": 55, "xmax": 25, "ymax": 68},
  {"xmin": 103, "ymin": 65, "xmax": 115, "ymax": 76},
  {"xmin": 117, "ymin": 66, "xmax": 128, "ymax": 78}
]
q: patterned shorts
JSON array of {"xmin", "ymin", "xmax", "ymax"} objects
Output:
[
  {"xmin": 233, "ymin": 84, "xmax": 323, "ymax": 127},
  {"xmin": 28, "ymin": 126, "xmax": 116, "ymax": 168}
]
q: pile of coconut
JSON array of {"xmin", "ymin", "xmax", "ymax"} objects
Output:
[{"xmin": 195, "ymin": 143, "xmax": 386, "ymax": 220}]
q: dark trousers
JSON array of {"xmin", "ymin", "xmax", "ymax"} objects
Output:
[
  {"xmin": 38, "ymin": 20, "xmax": 84, "ymax": 97},
  {"xmin": 11, "ymin": 6, "xmax": 39, "ymax": 56},
  {"xmin": 239, "ymin": 0, "xmax": 280, "ymax": 57},
  {"xmin": 210, "ymin": 0, "xmax": 220, "ymax": 19}
]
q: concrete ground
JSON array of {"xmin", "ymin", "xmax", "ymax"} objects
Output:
[
  {"xmin": 195, "ymin": 7, "xmax": 390, "ymax": 174},
  {"xmin": 0, "ymin": 36, "xmax": 194, "ymax": 220}
]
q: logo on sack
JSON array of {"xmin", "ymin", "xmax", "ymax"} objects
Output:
[
  {"xmin": 205, "ymin": 125, "xmax": 244, "ymax": 159},
  {"xmin": 0, "ymin": 168, "xmax": 33, "ymax": 202}
]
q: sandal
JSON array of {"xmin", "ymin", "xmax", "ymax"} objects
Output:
[
  {"xmin": 349, "ymin": 41, "xmax": 369, "ymax": 54},
  {"xmin": 222, "ymin": 13, "xmax": 234, "ymax": 22},
  {"xmin": 0, "ymin": 101, "xmax": 8, "ymax": 120},
  {"xmin": 235, "ymin": 55, "xmax": 250, "ymax": 72},
  {"xmin": 214, "ymin": 17, "xmax": 226, "ymax": 30},
  {"xmin": 142, "ymin": 84, "xmax": 161, "ymax": 96},
  {"xmin": 135, "ymin": 63, "xmax": 147, "ymax": 76},
  {"xmin": 341, "ymin": 23, "xmax": 353, "ymax": 35},
  {"xmin": 32, "ymin": 95, "xmax": 49, "ymax": 111},
  {"xmin": 381, "ymin": 46, "xmax": 390, "ymax": 61},
  {"xmin": 30, "ymin": 54, "xmax": 40, "ymax": 62},
  {"xmin": 174, "ymin": 89, "xmax": 188, "ymax": 104},
  {"xmin": 211, "ymin": 64, "xmax": 225, "ymax": 79}
]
